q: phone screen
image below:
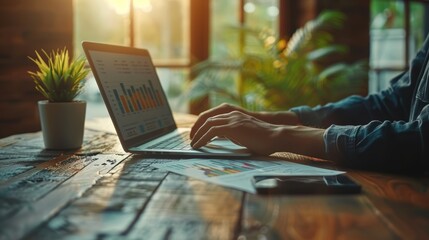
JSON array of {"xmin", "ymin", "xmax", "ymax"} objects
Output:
[{"xmin": 252, "ymin": 174, "xmax": 361, "ymax": 195}]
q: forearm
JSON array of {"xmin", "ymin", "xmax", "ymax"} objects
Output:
[
  {"xmin": 290, "ymin": 96, "xmax": 378, "ymax": 128},
  {"xmin": 291, "ymin": 75, "xmax": 415, "ymax": 128},
  {"xmin": 250, "ymin": 111, "xmax": 302, "ymax": 125},
  {"xmin": 272, "ymin": 125, "xmax": 326, "ymax": 159}
]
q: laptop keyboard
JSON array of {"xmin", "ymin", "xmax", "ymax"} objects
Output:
[{"xmin": 148, "ymin": 131, "xmax": 192, "ymax": 150}]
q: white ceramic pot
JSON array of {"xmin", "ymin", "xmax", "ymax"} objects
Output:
[{"xmin": 38, "ymin": 100, "xmax": 86, "ymax": 150}]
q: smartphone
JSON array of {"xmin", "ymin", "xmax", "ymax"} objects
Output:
[{"xmin": 252, "ymin": 174, "xmax": 361, "ymax": 195}]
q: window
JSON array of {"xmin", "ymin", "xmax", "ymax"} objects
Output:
[
  {"xmin": 74, "ymin": 0, "xmax": 189, "ymax": 63},
  {"xmin": 74, "ymin": 0, "xmax": 191, "ymax": 117},
  {"xmin": 211, "ymin": 0, "xmax": 279, "ymax": 59},
  {"xmin": 73, "ymin": 0, "xmax": 281, "ymax": 118},
  {"xmin": 370, "ymin": 0, "xmax": 429, "ymax": 93},
  {"xmin": 208, "ymin": 0, "xmax": 279, "ymax": 108}
]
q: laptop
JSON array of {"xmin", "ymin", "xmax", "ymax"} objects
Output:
[{"xmin": 82, "ymin": 41, "xmax": 251, "ymax": 157}]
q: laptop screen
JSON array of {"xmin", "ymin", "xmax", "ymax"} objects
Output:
[{"xmin": 83, "ymin": 42, "xmax": 177, "ymax": 147}]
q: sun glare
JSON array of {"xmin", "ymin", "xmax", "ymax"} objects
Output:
[
  {"xmin": 107, "ymin": 0, "xmax": 130, "ymax": 15},
  {"xmin": 135, "ymin": 0, "xmax": 153, "ymax": 13},
  {"xmin": 107, "ymin": 0, "xmax": 153, "ymax": 15}
]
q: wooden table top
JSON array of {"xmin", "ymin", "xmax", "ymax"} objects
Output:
[{"xmin": 1, "ymin": 113, "xmax": 429, "ymax": 240}]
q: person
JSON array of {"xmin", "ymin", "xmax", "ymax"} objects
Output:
[{"xmin": 190, "ymin": 33, "xmax": 429, "ymax": 173}]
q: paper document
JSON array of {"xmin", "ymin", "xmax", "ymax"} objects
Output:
[{"xmin": 152, "ymin": 158, "xmax": 344, "ymax": 193}]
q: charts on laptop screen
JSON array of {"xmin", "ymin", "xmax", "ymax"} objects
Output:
[{"xmin": 89, "ymin": 50, "xmax": 175, "ymax": 140}]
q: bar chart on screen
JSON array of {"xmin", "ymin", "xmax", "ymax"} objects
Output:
[
  {"xmin": 89, "ymin": 50, "xmax": 175, "ymax": 139},
  {"xmin": 112, "ymin": 80, "xmax": 164, "ymax": 115},
  {"xmin": 94, "ymin": 55, "xmax": 169, "ymax": 116}
]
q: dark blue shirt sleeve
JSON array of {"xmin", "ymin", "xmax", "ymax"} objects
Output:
[
  {"xmin": 290, "ymin": 35, "xmax": 429, "ymax": 173},
  {"xmin": 324, "ymin": 111, "xmax": 429, "ymax": 172}
]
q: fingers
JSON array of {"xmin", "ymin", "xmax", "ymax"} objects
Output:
[
  {"xmin": 190, "ymin": 103, "xmax": 243, "ymax": 138},
  {"xmin": 190, "ymin": 115, "xmax": 231, "ymax": 147},
  {"xmin": 191, "ymin": 122, "xmax": 238, "ymax": 149},
  {"xmin": 189, "ymin": 110, "xmax": 280, "ymax": 156}
]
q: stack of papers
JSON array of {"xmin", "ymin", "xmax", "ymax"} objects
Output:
[{"xmin": 152, "ymin": 158, "xmax": 344, "ymax": 193}]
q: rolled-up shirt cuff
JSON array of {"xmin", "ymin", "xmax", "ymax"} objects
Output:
[{"xmin": 323, "ymin": 125, "xmax": 361, "ymax": 164}]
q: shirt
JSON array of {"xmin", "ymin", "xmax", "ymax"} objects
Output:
[{"xmin": 291, "ymin": 34, "xmax": 429, "ymax": 173}]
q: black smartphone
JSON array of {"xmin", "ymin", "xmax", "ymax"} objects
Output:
[{"xmin": 252, "ymin": 174, "xmax": 361, "ymax": 195}]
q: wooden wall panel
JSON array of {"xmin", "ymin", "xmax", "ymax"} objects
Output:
[
  {"xmin": 316, "ymin": 0, "xmax": 370, "ymax": 95},
  {"xmin": 316, "ymin": 0, "xmax": 370, "ymax": 64},
  {"xmin": 291, "ymin": 0, "xmax": 370, "ymax": 64},
  {"xmin": 0, "ymin": 0, "xmax": 73, "ymax": 138},
  {"xmin": 290, "ymin": 0, "xmax": 370, "ymax": 96}
]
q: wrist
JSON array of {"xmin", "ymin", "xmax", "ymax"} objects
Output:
[
  {"xmin": 254, "ymin": 111, "xmax": 301, "ymax": 125},
  {"xmin": 274, "ymin": 125, "xmax": 326, "ymax": 159}
]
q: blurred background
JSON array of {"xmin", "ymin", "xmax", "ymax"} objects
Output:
[{"xmin": 1, "ymin": 0, "xmax": 428, "ymax": 138}]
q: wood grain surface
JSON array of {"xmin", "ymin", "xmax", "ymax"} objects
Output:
[{"xmin": 0, "ymin": 115, "xmax": 428, "ymax": 240}]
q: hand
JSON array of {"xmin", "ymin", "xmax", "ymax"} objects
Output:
[
  {"xmin": 190, "ymin": 110, "xmax": 282, "ymax": 155},
  {"xmin": 190, "ymin": 104, "xmax": 326, "ymax": 158},
  {"xmin": 190, "ymin": 103, "xmax": 251, "ymax": 139},
  {"xmin": 190, "ymin": 103, "xmax": 301, "ymax": 139}
]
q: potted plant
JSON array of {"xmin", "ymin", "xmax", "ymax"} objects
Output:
[
  {"xmin": 187, "ymin": 11, "xmax": 367, "ymax": 111},
  {"xmin": 28, "ymin": 48, "xmax": 90, "ymax": 150}
]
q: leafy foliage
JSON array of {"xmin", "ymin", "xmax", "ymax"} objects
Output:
[
  {"xmin": 187, "ymin": 11, "xmax": 368, "ymax": 111},
  {"xmin": 28, "ymin": 48, "xmax": 90, "ymax": 102}
]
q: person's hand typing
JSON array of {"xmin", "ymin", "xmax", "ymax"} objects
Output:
[
  {"xmin": 190, "ymin": 103, "xmax": 326, "ymax": 158},
  {"xmin": 190, "ymin": 103, "xmax": 301, "ymax": 139},
  {"xmin": 190, "ymin": 110, "xmax": 281, "ymax": 155},
  {"xmin": 190, "ymin": 103, "xmax": 251, "ymax": 139}
]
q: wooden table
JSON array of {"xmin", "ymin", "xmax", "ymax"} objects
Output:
[{"xmin": 1, "ymin": 114, "xmax": 429, "ymax": 240}]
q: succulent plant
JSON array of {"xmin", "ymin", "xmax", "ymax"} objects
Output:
[{"xmin": 28, "ymin": 48, "xmax": 90, "ymax": 102}]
